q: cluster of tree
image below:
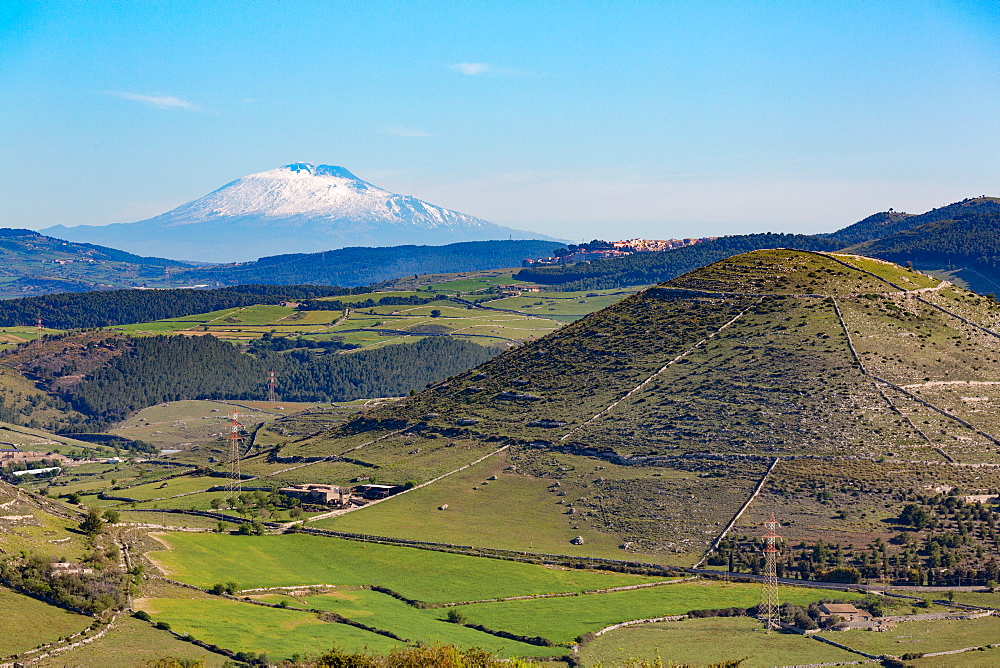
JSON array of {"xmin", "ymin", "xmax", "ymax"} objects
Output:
[
  {"xmin": 171, "ymin": 240, "xmax": 563, "ymax": 287},
  {"xmin": 552, "ymin": 239, "xmax": 614, "ymax": 257},
  {"xmin": 58, "ymin": 432, "xmax": 157, "ymax": 453},
  {"xmin": 286, "ymin": 643, "xmax": 540, "ymax": 667},
  {"xmin": 68, "ymin": 335, "xmax": 502, "ymax": 423},
  {"xmin": 513, "ymin": 233, "xmax": 844, "ymax": 290},
  {"xmin": 0, "ymin": 457, "xmax": 61, "ymax": 482},
  {"xmin": 710, "ymin": 492, "xmax": 1000, "ymax": 586},
  {"xmin": 0, "ymin": 284, "xmax": 366, "ymax": 329},
  {"xmin": 210, "ymin": 489, "xmax": 303, "ymax": 519},
  {"xmin": 247, "ymin": 333, "xmax": 359, "ymax": 353},
  {"xmin": 296, "ymin": 293, "xmax": 448, "ymax": 311},
  {"xmin": 0, "ymin": 549, "xmax": 128, "ymax": 614}
]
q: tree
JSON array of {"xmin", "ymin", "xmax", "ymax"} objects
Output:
[
  {"xmin": 821, "ymin": 566, "xmax": 861, "ymax": 584},
  {"xmin": 430, "ymin": 309, "xmax": 442, "ymax": 317},
  {"xmin": 79, "ymin": 507, "xmax": 104, "ymax": 536},
  {"xmin": 103, "ymin": 509, "xmax": 120, "ymax": 524}
]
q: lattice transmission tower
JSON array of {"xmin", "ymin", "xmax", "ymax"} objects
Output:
[
  {"xmin": 267, "ymin": 370, "xmax": 278, "ymax": 403},
  {"xmin": 224, "ymin": 410, "xmax": 245, "ymax": 503},
  {"xmin": 759, "ymin": 513, "xmax": 782, "ymax": 633}
]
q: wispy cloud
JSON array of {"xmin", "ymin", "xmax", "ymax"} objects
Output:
[
  {"xmin": 383, "ymin": 125, "xmax": 430, "ymax": 138},
  {"xmin": 108, "ymin": 91, "xmax": 202, "ymax": 111},
  {"xmin": 449, "ymin": 63, "xmax": 525, "ymax": 77}
]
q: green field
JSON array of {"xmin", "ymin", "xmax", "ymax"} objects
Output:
[
  {"xmin": 455, "ymin": 581, "xmax": 865, "ymax": 643},
  {"xmin": 945, "ymin": 591, "xmax": 1000, "ymax": 608},
  {"xmin": 0, "ymin": 587, "xmax": 93, "ymax": 658},
  {"xmin": 252, "ymin": 590, "xmax": 566, "ymax": 657},
  {"xmin": 34, "ymin": 614, "xmax": 228, "ymax": 667},
  {"xmin": 146, "ymin": 532, "xmax": 666, "ymax": 602},
  {"xmin": 116, "ymin": 474, "xmax": 221, "ymax": 500},
  {"xmin": 838, "ymin": 615, "xmax": 1000, "ymax": 657},
  {"xmin": 314, "ymin": 450, "xmax": 638, "ymax": 560},
  {"xmin": 109, "ymin": 285, "xmax": 638, "ymax": 355},
  {"xmin": 135, "ymin": 597, "xmax": 402, "ymax": 659},
  {"xmin": 578, "ymin": 616, "xmax": 860, "ymax": 668}
]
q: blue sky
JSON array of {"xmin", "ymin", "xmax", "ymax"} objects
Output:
[{"xmin": 1, "ymin": 1, "xmax": 998, "ymax": 241}]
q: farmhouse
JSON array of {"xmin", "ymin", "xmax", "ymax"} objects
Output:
[
  {"xmin": 816, "ymin": 603, "xmax": 872, "ymax": 625},
  {"xmin": 279, "ymin": 484, "xmax": 349, "ymax": 506}
]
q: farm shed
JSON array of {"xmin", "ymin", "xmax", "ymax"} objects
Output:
[{"xmin": 355, "ymin": 483, "xmax": 402, "ymax": 500}]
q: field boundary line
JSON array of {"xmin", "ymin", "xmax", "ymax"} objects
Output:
[
  {"xmin": 560, "ymin": 299, "xmax": 761, "ymax": 442},
  {"xmin": 875, "ymin": 377, "xmax": 1000, "ymax": 448},
  {"xmin": 264, "ymin": 426, "xmax": 409, "ymax": 479},
  {"xmin": 833, "ymin": 294, "xmax": 1000, "ymax": 453},
  {"xmin": 693, "ymin": 457, "xmax": 779, "ymax": 568},
  {"xmin": 831, "ymin": 297, "xmax": 938, "ymax": 447},
  {"xmin": 436, "ymin": 578, "xmax": 698, "ymax": 607}
]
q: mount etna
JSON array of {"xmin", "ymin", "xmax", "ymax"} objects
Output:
[{"xmin": 43, "ymin": 163, "xmax": 562, "ymax": 262}]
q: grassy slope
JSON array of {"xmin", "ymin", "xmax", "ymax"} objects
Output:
[
  {"xmin": 0, "ymin": 483, "xmax": 90, "ymax": 560},
  {"xmin": 252, "ymin": 591, "xmax": 565, "ymax": 657},
  {"xmin": 34, "ymin": 615, "xmax": 229, "ymax": 667},
  {"xmin": 146, "ymin": 532, "xmax": 666, "ymax": 602},
  {"xmin": 841, "ymin": 616, "xmax": 1000, "ymax": 656},
  {"xmin": 578, "ymin": 616, "xmax": 859, "ymax": 668},
  {"xmin": 0, "ymin": 587, "xmax": 92, "ymax": 657},
  {"xmin": 135, "ymin": 597, "xmax": 402, "ymax": 659},
  {"xmin": 454, "ymin": 581, "xmax": 864, "ymax": 643},
  {"xmin": 314, "ymin": 449, "xmax": 631, "ymax": 560}
]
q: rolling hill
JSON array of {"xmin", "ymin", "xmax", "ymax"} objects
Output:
[
  {"xmin": 0, "ymin": 227, "xmax": 194, "ymax": 298},
  {"xmin": 266, "ymin": 249, "xmax": 1000, "ymax": 569},
  {"xmin": 169, "ymin": 239, "xmax": 564, "ymax": 287},
  {"xmin": 515, "ymin": 196, "xmax": 1000, "ymax": 291}
]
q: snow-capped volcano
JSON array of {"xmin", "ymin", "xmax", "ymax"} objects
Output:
[{"xmin": 43, "ymin": 164, "xmax": 559, "ymax": 262}]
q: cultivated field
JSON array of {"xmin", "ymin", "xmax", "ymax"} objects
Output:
[
  {"xmin": 146, "ymin": 532, "xmax": 666, "ymax": 602},
  {"xmin": 578, "ymin": 616, "xmax": 860, "ymax": 667},
  {"xmin": 453, "ymin": 581, "xmax": 864, "ymax": 644},
  {"xmin": 250, "ymin": 590, "xmax": 566, "ymax": 657}
]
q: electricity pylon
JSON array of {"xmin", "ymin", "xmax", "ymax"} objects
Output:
[{"xmin": 760, "ymin": 513, "xmax": 782, "ymax": 633}]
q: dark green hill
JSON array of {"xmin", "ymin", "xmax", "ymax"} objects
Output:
[
  {"xmin": 282, "ymin": 249, "xmax": 1000, "ymax": 568},
  {"xmin": 0, "ymin": 228, "xmax": 194, "ymax": 297},
  {"xmin": 0, "ymin": 284, "xmax": 365, "ymax": 329},
  {"xmin": 1, "ymin": 330, "xmax": 501, "ymax": 429},
  {"xmin": 172, "ymin": 240, "xmax": 563, "ymax": 287},
  {"xmin": 513, "ymin": 233, "xmax": 843, "ymax": 290},
  {"xmin": 848, "ymin": 211, "xmax": 1000, "ymax": 267},
  {"xmin": 514, "ymin": 197, "xmax": 1000, "ymax": 292},
  {"xmin": 824, "ymin": 196, "xmax": 1000, "ymax": 245}
]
